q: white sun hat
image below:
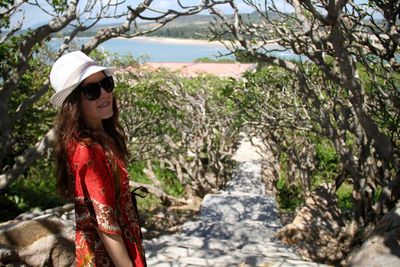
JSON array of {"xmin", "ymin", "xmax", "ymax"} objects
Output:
[{"xmin": 49, "ymin": 51, "xmax": 112, "ymax": 108}]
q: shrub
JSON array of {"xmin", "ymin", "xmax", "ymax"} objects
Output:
[
  {"xmin": 336, "ymin": 182, "xmax": 353, "ymax": 212},
  {"xmin": 1, "ymin": 158, "xmax": 66, "ymax": 222},
  {"xmin": 276, "ymin": 176, "xmax": 304, "ymax": 212}
]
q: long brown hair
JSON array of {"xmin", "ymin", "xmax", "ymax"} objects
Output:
[{"xmin": 54, "ymin": 78, "xmax": 128, "ymax": 199}]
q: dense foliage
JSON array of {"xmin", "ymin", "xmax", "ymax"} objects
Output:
[
  {"xmin": 0, "ymin": 52, "xmax": 243, "ymax": 221},
  {"xmin": 210, "ymin": 0, "xmax": 400, "ymax": 229},
  {"xmin": 115, "ymin": 63, "xmax": 241, "ymax": 200}
]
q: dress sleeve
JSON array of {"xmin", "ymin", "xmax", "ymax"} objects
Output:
[{"xmin": 73, "ymin": 144, "xmax": 122, "ymax": 235}]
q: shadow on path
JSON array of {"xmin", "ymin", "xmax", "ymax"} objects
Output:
[{"xmin": 144, "ymin": 136, "xmax": 329, "ymax": 267}]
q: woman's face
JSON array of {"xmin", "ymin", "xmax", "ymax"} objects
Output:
[{"xmin": 80, "ymin": 71, "xmax": 114, "ymax": 131}]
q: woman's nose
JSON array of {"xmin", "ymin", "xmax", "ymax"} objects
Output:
[{"xmin": 99, "ymin": 87, "xmax": 110, "ymax": 97}]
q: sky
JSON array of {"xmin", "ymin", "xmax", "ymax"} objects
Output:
[
  {"xmin": 9, "ymin": 0, "xmax": 291, "ymax": 29},
  {"xmin": 8, "ymin": 0, "xmax": 369, "ymax": 30}
]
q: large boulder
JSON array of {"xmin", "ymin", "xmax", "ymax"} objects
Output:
[
  {"xmin": 348, "ymin": 203, "xmax": 400, "ymax": 267},
  {"xmin": 276, "ymin": 184, "xmax": 351, "ymax": 264},
  {"xmin": 0, "ymin": 204, "xmax": 75, "ymax": 266}
]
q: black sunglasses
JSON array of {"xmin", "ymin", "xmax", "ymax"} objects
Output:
[{"xmin": 79, "ymin": 76, "xmax": 115, "ymax": 101}]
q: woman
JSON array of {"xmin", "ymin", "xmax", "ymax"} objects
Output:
[{"xmin": 50, "ymin": 51, "xmax": 146, "ymax": 266}]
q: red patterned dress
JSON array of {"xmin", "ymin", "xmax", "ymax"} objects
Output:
[{"xmin": 67, "ymin": 142, "xmax": 146, "ymax": 267}]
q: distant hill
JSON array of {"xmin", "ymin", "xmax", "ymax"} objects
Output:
[
  {"xmin": 161, "ymin": 14, "xmax": 218, "ymax": 26},
  {"xmin": 141, "ymin": 11, "xmax": 281, "ymax": 40},
  {"xmin": 22, "ymin": 11, "xmax": 281, "ymax": 40},
  {"xmin": 138, "ymin": 11, "xmax": 280, "ymax": 28}
]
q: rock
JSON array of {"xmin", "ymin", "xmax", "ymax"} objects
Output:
[
  {"xmin": 0, "ymin": 245, "xmax": 20, "ymax": 265},
  {"xmin": 16, "ymin": 232, "xmax": 74, "ymax": 267},
  {"xmin": 277, "ymin": 184, "xmax": 349, "ymax": 264},
  {"xmin": 0, "ymin": 205, "xmax": 75, "ymax": 266},
  {"xmin": 0, "ymin": 216, "xmax": 71, "ymax": 247},
  {"xmin": 14, "ymin": 203, "xmax": 74, "ymax": 221},
  {"xmin": 348, "ymin": 203, "xmax": 400, "ymax": 267}
]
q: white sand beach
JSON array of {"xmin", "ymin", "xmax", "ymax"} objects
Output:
[
  {"xmin": 120, "ymin": 36, "xmax": 284, "ymax": 51},
  {"xmin": 121, "ymin": 36, "xmax": 227, "ymax": 47}
]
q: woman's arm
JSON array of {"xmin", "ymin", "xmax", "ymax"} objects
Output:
[{"xmin": 97, "ymin": 230, "xmax": 133, "ymax": 267}]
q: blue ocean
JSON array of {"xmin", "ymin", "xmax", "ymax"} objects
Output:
[
  {"xmin": 50, "ymin": 37, "xmax": 231, "ymax": 62},
  {"xmin": 101, "ymin": 37, "xmax": 232, "ymax": 62},
  {"xmin": 51, "ymin": 37, "xmax": 298, "ymax": 62}
]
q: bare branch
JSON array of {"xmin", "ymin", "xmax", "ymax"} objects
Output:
[
  {"xmin": 129, "ymin": 181, "xmax": 185, "ymax": 206},
  {"xmin": 0, "ymin": 128, "xmax": 56, "ymax": 191}
]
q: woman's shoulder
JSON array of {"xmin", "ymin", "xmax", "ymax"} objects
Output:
[{"xmin": 68, "ymin": 141, "xmax": 105, "ymax": 162}]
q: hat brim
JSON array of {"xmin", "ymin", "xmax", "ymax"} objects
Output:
[{"xmin": 50, "ymin": 66, "xmax": 115, "ymax": 108}]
